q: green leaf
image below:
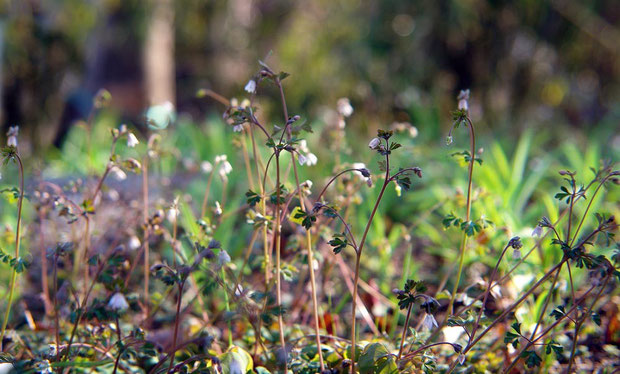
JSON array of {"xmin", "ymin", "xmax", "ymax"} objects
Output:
[{"xmin": 521, "ymin": 350, "xmax": 542, "ymax": 368}]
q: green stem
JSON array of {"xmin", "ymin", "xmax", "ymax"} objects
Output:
[
  {"xmin": 0, "ymin": 153, "xmax": 25, "ymax": 351},
  {"xmin": 350, "ymin": 153, "xmax": 390, "ymax": 373},
  {"xmin": 447, "ymin": 116, "xmax": 476, "ymax": 316}
]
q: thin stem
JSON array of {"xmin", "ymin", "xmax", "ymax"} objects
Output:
[
  {"xmin": 167, "ymin": 280, "xmax": 185, "ymax": 373},
  {"xmin": 274, "ymin": 153, "xmax": 287, "ymax": 361},
  {"xmin": 397, "ymin": 304, "xmax": 413, "ymax": 360},
  {"xmin": 143, "ymin": 156, "xmax": 151, "ymax": 318},
  {"xmin": 249, "ymin": 123, "xmax": 272, "ymax": 285},
  {"xmin": 350, "ymin": 153, "xmax": 390, "ymax": 373},
  {"xmin": 291, "ymin": 152, "xmax": 325, "ymax": 371},
  {"xmin": 470, "ymin": 243, "xmax": 511, "ymax": 341},
  {"xmin": 0, "ymin": 153, "xmax": 25, "ymax": 351},
  {"xmin": 529, "ymin": 264, "xmax": 563, "ymax": 343},
  {"xmin": 447, "ymin": 116, "xmax": 476, "ymax": 316}
]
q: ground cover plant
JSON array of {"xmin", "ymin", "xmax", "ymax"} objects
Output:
[{"xmin": 0, "ymin": 60, "xmax": 618, "ymax": 374}]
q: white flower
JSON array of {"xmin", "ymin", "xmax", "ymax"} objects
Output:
[
  {"xmin": 337, "ymin": 97, "xmax": 354, "ymax": 117},
  {"xmin": 422, "ymin": 313, "xmax": 438, "ymax": 330},
  {"xmin": 457, "ymin": 354, "xmax": 466, "ymax": 365},
  {"xmin": 532, "ymin": 225, "xmax": 543, "ymax": 237},
  {"xmin": 108, "ymin": 292, "xmax": 129, "ymax": 311},
  {"xmin": 215, "ymin": 154, "xmax": 228, "ymax": 163},
  {"xmin": 167, "ymin": 206, "xmax": 180, "ymax": 222},
  {"xmin": 298, "ymin": 154, "xmax": 307, "ymax": 166},
  {"xmin": 128, "ymin": 236, "xmax": 141, "ymax": 251},
  {"xmin": 368, "ymin": 137, "xmax": 381, "ymax": 149},
  {"xmin": 119, "ymin": 124, "xmax": 128, "ymax": 134},
  {"xmin": 218, "ymin": 161, "xmax": 233, "ymax": 179},
  {"xmin": 218, "ymin": 250, "xmax": 231, "ymax": 267},
  {"xmin": 302, "ymin": 180, "xmax": 313, "ymax": 190},
  {"xmin": 366, "ymin": 178, "xmax": 373, "ymax": 187},
  {"xmin": 457, "ymin": 89, "xmax": 470, "ymax": 111},
  {"xmin": 233, "ymin": 124, "xmax": 244, "ymax": 132},
  {"xmin": 109, "ymin": 166, "xmax": 127, "ymax": 181},
  {"xmin": 6, "ymin": 126, "xmax": 18, "ymax": 147},
  {"xmin": 244, "ymin": 79, "xmax": 257, "ymax": 93},
  {"xmin": 146, "ymin": 101, "xmax": 176, "ymax": 130},
  {"xmin": 214, "ymin": 201, "xmax": 223, "ymax": 216},
  {"xmin": 0, "ymin": 363, "xmax": 14, "ymax": 374},
  {"xmin": 446, "ymin": 135, "xmax": 453, "ymax": 145},
  {"xmin": 127, "ymin": 132, "xmax": 139, "ymax": 148},
  {"xmin": 201, "ymin": 161, "xmax": 213, "ymax": 173},
  {"xmin": 305, "ymin": 153, "xmax": 318, "ymax": 166},
  {"xmin": 298, "ymin": 140, "xmax": 310, "ymax": 153},
  {"xmin": 513, "ymin": 249, "xmax": 521, "ymax": 260},
  {"xmin": 240, "ymin": 99, "xmax": 251, "ymax": 108}
]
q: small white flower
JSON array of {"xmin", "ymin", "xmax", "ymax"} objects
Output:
[
  {"xmin": 201, "ymin": 161, "xmax": 213, "ymax": 173},
  {"xmin": 532, "ymin": 225, "xmax": 543, "ymax": 237},
  {"xmin": 230, "ymin": 98, "xmax": 239, "ymax": 107},
  {"xmin": 128, "ymin": 236, "xmax": 141, "ymax": 251},
  {"xmin": 337, "ymin": 97, "xmax": 354, "ymax": 117},
  {"xmin": 457, "ymin": 354, "xmax": 466, "ymax": 365},
  {"xmin": 244, "ymin": 79, "xmax": 257, "ymax": 93},
  {"xmin": 512, "ymin": 249, "xmax": 521, "ymax": 260},
  {"xmin": 218, "ymin": 161, "xmax": 233, "ymax": 179},
  {"xmin": 302, "ymin": 180, "xmax": 313, "ymax": 189},
  {"xmin": 233, "ymin": 124, "xmax": 244, "ymax": 132},
  {"xmin": 352, "ymin": 163, "xmax": 367, "ymax": 177},
  {"xmin": 299, "ymin": 140, "xmax": 310, "ymax": 153},
  {"xmin": 215, "ymin": 154, "xmax": 228, "ymax": 163},
  {"xmin": 167, "ymin": 206, "xmax": 180, "ymax": 222},
  {"xmin": 457, "ymin": 89, "xmax": 470, "ymax": 111},
  {"xmin": 305, "ymin": 153, "xmax": 318, "ymax": 166},
  {"xmin": 218, "ymin": 250, "xmax": 231, "ymax": 267},
  {"xmin": 368, "ymin": 137, "xmax": 381, "ymax": 149},
  {"xmin": 119, "ymin": 124, "xmax": 128, "ymax": 134},
  {"xmin": 108, "ymin": 292, "xmax": 129, "ymax": 311},
  {"xmin": 446, "ymin": 135, "xmax": 453, "ymax": 145},
  {"xmin": 214, "ymin": 201, "xmax": 223, "ymax": 216},
  {"xmin": 422, "ymin": 313, "xmax": 438, "ymax": 330},
  {"xmin": 297, "ymin": 154, "xmax": 307, "ymax": 166},
  {"xmin": 127, "ymin": 132, "xmax": 139, "ymax": 148},
  {"xmin": 240, "ymin": 99, "xmax": 251, "ymax": 108},
  {"xmin": 6, "ymin": 126, "xmax": 18, "ymax": 147},
  {"xmin": 146, "ymin": 101, "xmax": 176, "ymax": 130},
  {"xmin": 109, "ymin": 166, "xmax": 127, "ymax": 181},
  {"xmin": 366, "ymin": 178, "xmax": 373, "ymax": 187}
]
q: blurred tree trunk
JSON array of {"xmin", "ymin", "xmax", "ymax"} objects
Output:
[{"xmin": 144, "ymin": 0, "xmax": 175, "ymax": 106}]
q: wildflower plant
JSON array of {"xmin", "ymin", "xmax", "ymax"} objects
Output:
[{"xmin": 0, "ymin": 61, "xmax": 616, "ymax": 374}]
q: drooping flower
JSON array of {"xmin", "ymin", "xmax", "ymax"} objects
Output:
[
  {"xmin": 244, "ymin": 79, "xmax": 257, "ymax": 93},
  {"xmin": 218, "ymin": 160, "xmax": 233, "ymax": 179},
  {"xmin": 233, "ymin": 124, "xmax": 244, "ymax": 132},
  {"xmin": 457, "ymin": 354, "xmax": 466, "ymax": 365},
  {"xmin": 201, "ymin": 161, "xmax": 213, "ymax": 173},
  {"xmin": 127, "ymin": 132, "xmax": 139, "ymax": 148},
  {"xmin": 146, "ymin": 101, "xmax": 176, "ymax": 130},
  {"xmin": 422, "ymin": 313, "xmax": 438, "ymax": 330},
  {"xmin": 6, "ymin": 126, "xmax": 18, "ymax": 147},
  {"xmin": 128, "ymin": 236, "xmax": 141, "ymax": 251},
  {"xmin": 109, "ymin": 166, "xmax": 127, "ymax": 181},
  {"xmin": 298, "ymin": 154, "xmax": 307, "ymax": 166},
  {"xmin": 108, "ymin": 292, "xmax": 129, "ymax": 311},
  {"xmin": 337, "ymin": 97, "xmax": 354, "ymax": 117},
  {"xmin": 532, "ymin": 225, "xmax": 543, "ymax": 237},
  {"xmin": 218, "ymin": 250, "xmax": 231, "ymax": 268},
  {"xmin": 457, "ymin": 89, "xmax": 470, "ymax": 111},
  {"xmin": 368, "ymin": 137, "xmax": 381, "ymax": 149},
  {"xmin": 214, "ymin": 201, "xmax": 223, "ymax": 216}
]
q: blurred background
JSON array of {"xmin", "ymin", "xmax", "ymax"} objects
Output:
[{"xmin": 1, "ymin": 0, "xmax": 619, "ymax": 154}]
